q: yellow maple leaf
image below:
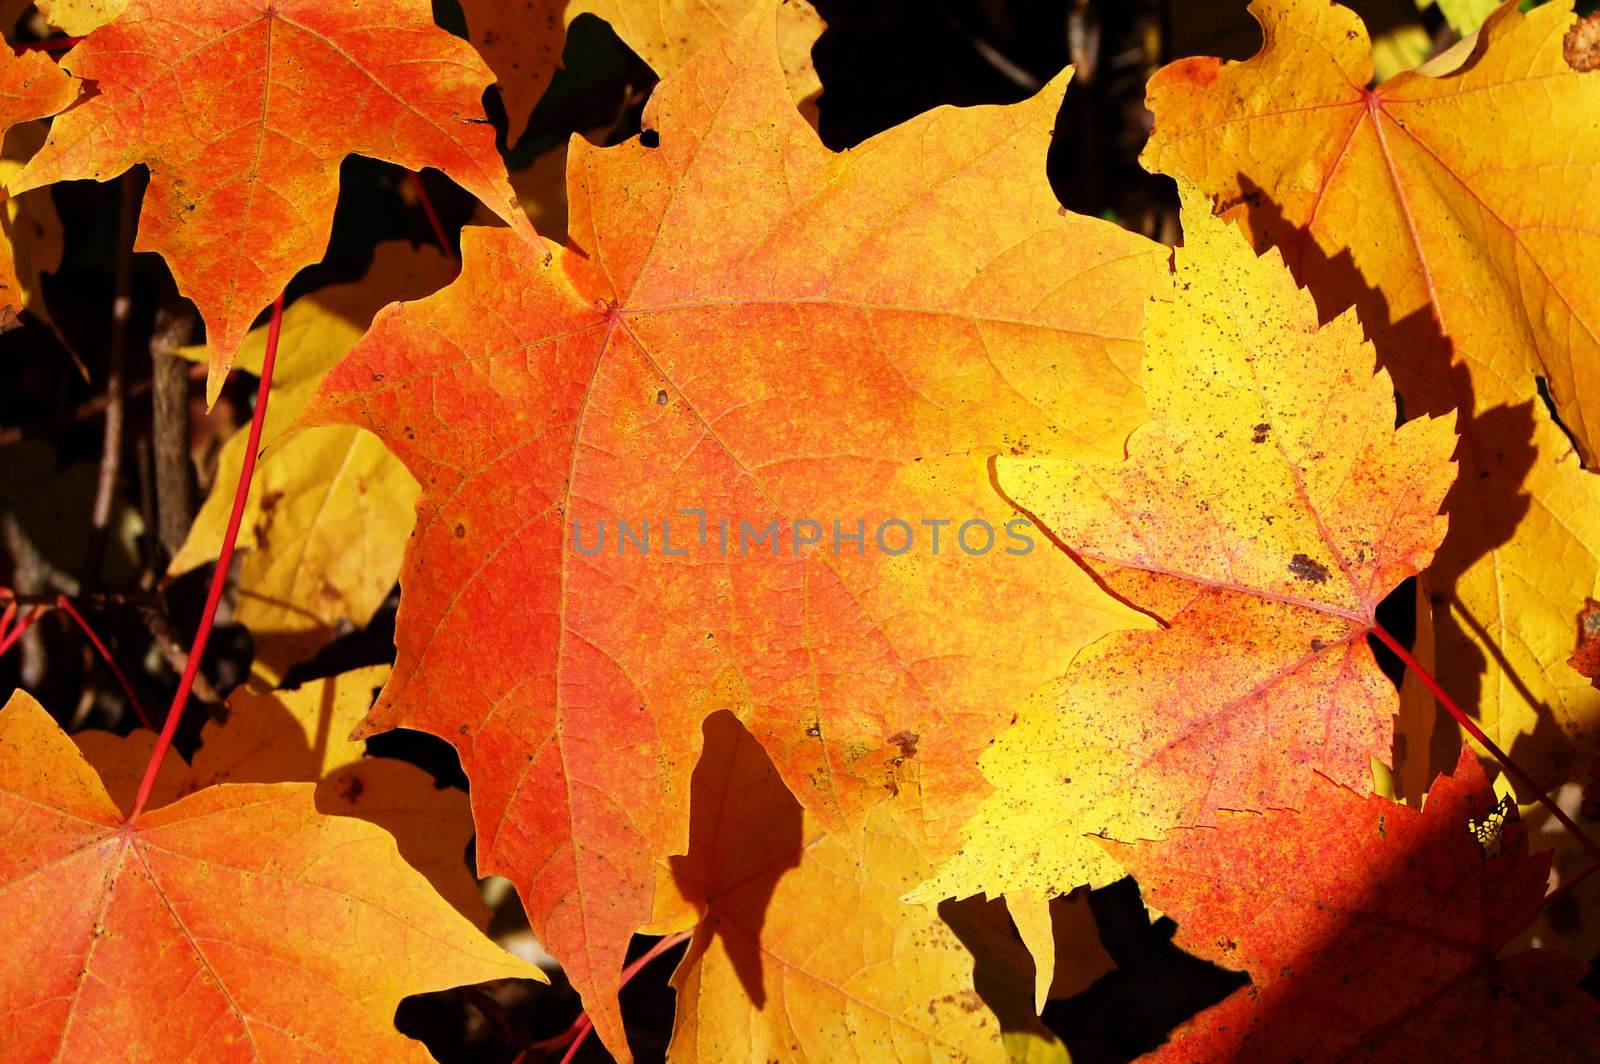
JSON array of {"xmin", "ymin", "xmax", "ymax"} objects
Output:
[
  {"xmin": 1142, "ymin": 0, "xmax": 1600, "ymax": 793},
  {"xmin": 1006, "ymin": 890, "xmax": 1113, "ymax": 1014},
  {"xmin": 169, "ymin": 242, "xmax": 454, "ymax": 684},
  {"xmin": 0, "ymin": 121, "xmax": 65, "ymax": 333},
  {"xmin": 649, "ymin": 714, "xmax": 1036, "ymax": 1063},
  {"xmin": 912, "ymin": 187, "xmax": 1456, "ymax": 927},
  {"xmin": 0, "ymin": 47, "xmax": 77, "ymax": 330},
  {"xmin": 34, "ymin": 0, "xmax": 126, "ymax": 34}
]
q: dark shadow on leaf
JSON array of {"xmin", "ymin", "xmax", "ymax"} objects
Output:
[
  {"xmin": 941, "ymin": 893, "xmax": 1068, "ymax": 1048},
  {"xmin": 668, "ymin": 710, "xmax": 804, "ymax": 1008},
  {"xmin": 1090, "ymin": 757, "xmax": 1597, "ymax": 1058},
  {"xmin": 1044, "ymin": 876, "xmax": 1247, "ymax": 1062}
]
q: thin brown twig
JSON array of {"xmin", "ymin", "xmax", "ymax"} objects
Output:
[
  {"xmin": 84, "ymin": 175, "xmax": 140, "ymax": 583},
  {"xmin": 150, "ymin": 299, "xmax": 198, "ymax": 558},
  {"xmin": 139, "ymin": 599, "xmax": 223, "ymax": 708},
  {"xmin": 0, "ymin": 512, "xmax": 64, "ymax": 683},
  {"xmin": 1, "ymin": 589, "xmax": 157, "ymax": 608},
  {"xmin": 0, "ymin": 587, "xmax": 157, "ymax": 729}
]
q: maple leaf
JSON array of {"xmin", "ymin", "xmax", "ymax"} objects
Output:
[
  {"xmin": 458, "ymin": 0, "xmax": 825, "ymax": 146},
  {"xmin": 1146, "ymin": 0, "xmax": 1600, "ymax": 459},
  {"xmin": 650, "ymin": 713, "xmax": 1020, "ymax": 1062},
  {"xmin": 306, "ymin": 5, "xmax": 1168, "ymax": 1052},
  {"xmin": 34, "ymin": 0, "xmax": 127, "ymax": 35},
  {"xmin": 1, "ymin": 122, "xmax": 66, "ymax": 335},
  {"xmin": 74, "ymin": 666, "xmax": 493, "ymax": 928},
  {"xmin": 10, "ymin": 0, "xmax": 535, "ymax": 405},
  {"xmin": 169, "ymin": 243, "xmax": 454, "ymax": 684},
  {"xmin": 912, "ymin": 188, "xmax": 1456, "ymax": 913},
  {"xmin": 0, "ymin": 690, "xmax": 541, "ymax": 1061},
  {"xmin": 0, "ymin": 47, "xmax": 77, "ymax": 328},
  {"xmin": 1142, "ymin": 0, "xmax": 1600, "ymax": 791},
  {"xmin": 1108, "ymin": 749, "xmax": 1600, "ymax": 1060},
  {"xmin": 188, "ymin": 666, "xmax": 392, "ymax": 785}
]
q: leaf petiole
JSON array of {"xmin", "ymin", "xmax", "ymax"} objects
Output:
[
  {"xmin": 532, "ymin": 929, "xmax": 693, "ymax": 1063},
  {"xmin": 409, "ymin": 172, "xmax": 452, "ymax": 254},
  {"xmin": 1370, "ymin": 623, "xmax": 1600, "ymax": 867},
  {"xmin": 128, "ymin": 293, "xmax": 285, "ymax": 822},
  {"xmin": 0, "ymin": 606, "xmax": 39, "ymax": 657}
]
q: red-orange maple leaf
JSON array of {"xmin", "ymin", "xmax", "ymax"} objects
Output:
[
  {"xmin": 305, "ymin": 7, "xmax": 1167, "ymax": 1054},
  {"xmin": 1108, "ymin": 750, "xmax": 1600, "ymax": 1061},
  {"xmin": 0, "ymin": 691, "xmax": 540, "ymax": 1061},
  {"xmin": 11, "ymin": 0, "xmax": 534, "ymax": 403}
]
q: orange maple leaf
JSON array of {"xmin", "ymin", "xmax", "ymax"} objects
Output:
[
  {"xmin": 0, "ymin": 691, "xmax": 540, "ymax": 1061},
  {"xmin": 306, "ymin": 6, "xmax": 1167, "ymax": 1054},
  {"xmin": 10, "ymin": 0, "xmax": 534, "ymax": 404},
  {"xmin": 1108, "ymin": 749, "xmax": 1600, "ymax": 1060},
  {"xmin": 0, "ymin": 50, "xmax": 75, "ymax": 137},
  {"xmin": 0, "ymin": 47, "xmax": 77, "ymax": 327}
]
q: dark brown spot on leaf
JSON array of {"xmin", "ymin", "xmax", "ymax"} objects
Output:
[
  {"xmin": 1288, "ymin": 553, "xmax": 1330, "ymax": 583},
  {"xmin": 887, "ymin": 730, "xmax": 919, "ymax": 759},
  {"xmin": 337, "ymin": 773, "xmax": 364, "ymax": 804}
]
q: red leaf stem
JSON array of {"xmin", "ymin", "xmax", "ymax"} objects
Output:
[
  {"xmin": 1371, "ymin": 623, "xmax": 1600, "ymax": 869},
  {"xmin": 128, "ymin": 292, "xmax": 285, "ymax": 821}
]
